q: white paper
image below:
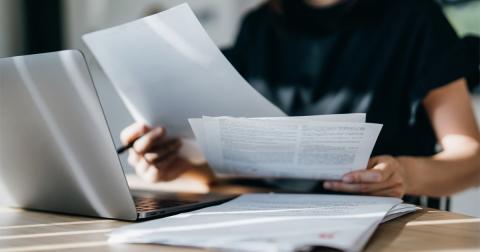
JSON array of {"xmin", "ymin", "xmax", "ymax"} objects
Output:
[
  {"xmin": 381, "ymin": 203, "xmax": 419, "ymax": 223},
  {"xmin": 255, "ymin": 113, "xmax": 366, "ymax": 123},
  {"xmin": 82, "ymin": 3, "xmax": 285, "ymax": 139},
  {"xmin": 109, "ymin": 193, "xmax": 404, "ymax": 252},
  {"xmin": 190, "ymin": 115, "xmax": 382, "ymax": 180},
  {"xmin": 189, "ymin": 113, "xmax": 367, "ymax": 161}
]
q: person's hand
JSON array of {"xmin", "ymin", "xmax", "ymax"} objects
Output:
[
  {"xmin": 323, "ymin": 155, "xmax": 409, "ymax": 198},
  {"xmin": 121, "ymin": 122, "xmax": 196, "ymax": 183}
]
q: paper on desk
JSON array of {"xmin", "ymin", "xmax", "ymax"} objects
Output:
[
  {"xmin": 82, "ymin": 3, "xmax": 285, "ymax": 139},
  {"xmin": 109, "ymin": 193, "xmax": 403, "ymax": 252},
  {"xmin": 189, "ymin": 115, "xmax": 382, "ymax": 180},
  {"xmin": 381, "ymin": 203, "xmax": 419, "ymax": 223}
]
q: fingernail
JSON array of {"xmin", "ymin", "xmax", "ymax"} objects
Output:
[
  {"xmin": 142, "ymin": 124, "xmax": 150, "ymax": 132},
  {"xmin": 342, "ymin": 175, "xmax": 353, "ymax": 183},
  {"xmin": 154, "ymin": 127, "xmax": 163, "ymax": 135}
]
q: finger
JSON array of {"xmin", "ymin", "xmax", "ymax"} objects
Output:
[
  {"xmin": 144, "ymin": 164, "xmax": 163, "ymax": 183},
  {"xmin": 323, "ymin": 181, "xmax": 365, "ymax": 193},
  {"xmin": 337, "ymin": 180, "xmax": 397, "ymax": 193},
  {"xmin": 151, "ymin": 154, "xmax": 178, "ymax": 181},
  {"xmin": 152, "ymin": 149, "xmax": 178, "ymax": 169},
  {"xmin": 163, "ymin": 159, "xmax": 191, "ymax": 182},
  {"xmin": 367, "ymin": 155, "xmax": 390, "ymax": 169},
  {"xmin": 370, "ymin": 161, "xmax": 395, "ymax": 182},
  {"xmin": 342, "ymin": 163, "xmax": 394, "ymax": 184},
  {"xmin": 149, "ymin": 137, "xmax": 182, "ymax": 150},
  {"xmin": 367, "ymin": 156, "xmax": 380, "ymax": 168},
  {"xmin": 134, "ymin": 158, "xmax": 151, "ymax": 177},
  {"xmin": 341, "ymin": 170, "xmax": 383, "ymax": 183},
  {"xmin": 369, "ymin": 187, "xmax": 404, "ymax": 198},
  {"xmin": 143, "ymin": 139, "xmax": 182, "ymax": 164},
  {"xmin": 133, "ymin": 127, "xmax": 166, "ymax": 154},
  {"xmin": 323, "ymin": 181, "xmax": 394, "ymax": 194},
  {"xmin": 359, "ymin": 180, "xmax": 397, "ymax": 193},
  {"xmin": 120, "ymin": 122, "xmax": 150, "ymax": 145},
  {"xmin": 127, "ymin": 149, "xmax": 141, "ymax": 167},
  {"xmin": 139, "ymin": 158, "xmax": 173, "ymax": 183}
]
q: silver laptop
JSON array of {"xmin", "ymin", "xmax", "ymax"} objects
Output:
[{"xmin": 0, "ymin": 50, "xmax": 233, "ymax": 221}]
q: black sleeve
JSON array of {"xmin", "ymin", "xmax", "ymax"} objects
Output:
[
  {"xmin": 221, "ymin": 47, "xmax": 234, "ymax": 62},
  {"xmin": 409, "ymin": 1, "xmax": 467, "ymax": 119},
  {"xmin": 221, "ymin": 10, "xmax": 259, "ymax": 75}
]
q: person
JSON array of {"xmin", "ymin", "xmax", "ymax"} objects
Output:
[{"xmin": 120, "ymin": 0, "xmax": 480, "ymax": 201}]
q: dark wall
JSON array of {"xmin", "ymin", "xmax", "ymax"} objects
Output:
[{"xmin": 22, "ymin": 0, "xmax": 63, "ymax": 54}]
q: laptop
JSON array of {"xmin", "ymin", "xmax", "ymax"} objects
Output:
[{"xmin": 0, "ymin": 50, "xmax": 234, "ymax": 221}]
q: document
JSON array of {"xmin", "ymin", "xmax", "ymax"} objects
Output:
[
  {"xmin": 82, "ymin": 3, "xmax": 285, "ymax": 139},
  {"xmin": 109, "ymin": 193, "xmax": 414, "ymax": 252},
  {"xmin": 189, "ymin": 114, "xmax": 382, "ymax": 180},
  {"xmin": 381, "ymin": 203, "xmax": 419, "ymax": 223}
]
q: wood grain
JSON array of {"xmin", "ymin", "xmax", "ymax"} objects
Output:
[
  {"xmin": 0, "ymin": 207, "xmax": 478, "ymax": 251},
  {"xmin": 0, "ymin": 178, "xmax": 478, "ymax": 252}
]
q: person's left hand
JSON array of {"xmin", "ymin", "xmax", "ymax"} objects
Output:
[{"xmin": 323, "ymin": 155, "xmax": 409, "ymax": 198}]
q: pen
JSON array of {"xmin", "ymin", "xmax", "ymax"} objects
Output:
[{"xmin": 116, "ymin": 137, "xmax": 140, "ymax": 154}]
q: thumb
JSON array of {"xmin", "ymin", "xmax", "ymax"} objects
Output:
[{"xmin": 120, "ymin": 122, "xmax": 151, "ymax": 145}]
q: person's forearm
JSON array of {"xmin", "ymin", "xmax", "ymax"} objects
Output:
[{"xmin": 398, "ymin": 147, "xmax": 480, "ymax": 197}]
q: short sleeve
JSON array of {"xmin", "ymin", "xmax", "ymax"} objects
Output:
[{"xmin": 409, "ymin": 1, "xmax": 467, "ymax": 124}]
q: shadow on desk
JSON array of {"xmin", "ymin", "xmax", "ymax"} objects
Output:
[
  {"xmin": 1, "ymin": 178, "xmax": 479, "ymax": 252},
  {"xmin": 365, "ymin": 210, "xmax": 426, "ymax": 251}
]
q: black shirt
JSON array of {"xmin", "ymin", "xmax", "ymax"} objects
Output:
[{"xmin": 224, "ymin": 0, "xmax": 467, "ymax": 158}]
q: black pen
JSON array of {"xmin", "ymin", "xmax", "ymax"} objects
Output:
[{"xmin": 116, "ymin": 137, "xmax": 140, "ymax": 154}]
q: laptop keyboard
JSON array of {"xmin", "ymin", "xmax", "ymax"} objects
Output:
[{"xmin": 133, "ymin": 196, "xmax": 198, "ymax": 212}]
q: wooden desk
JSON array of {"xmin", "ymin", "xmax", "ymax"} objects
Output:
[
  {"xmin": 0, "ymin": 178, "xmax": 479, "ymax": 252},
  {"xmin": 0, "ymin": 207, "xmax": 478, "ymax": 252}
]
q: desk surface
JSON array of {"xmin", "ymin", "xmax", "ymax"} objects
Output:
[
  {"xmin": 1, "ymin": 206, "xmax": 479, "ymax": 251},
  {"xmin": 1, "ymin": 177, "xmax": 479, "ymax": 252}
]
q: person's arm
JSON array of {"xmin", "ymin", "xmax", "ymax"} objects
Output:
[
  {"xmin": 401, "ymin": 78, "xmax": 480, "ymax": 196},
  {"xmin": 324, "ymin": 78, "xmax": 480, "ymax": 197}
]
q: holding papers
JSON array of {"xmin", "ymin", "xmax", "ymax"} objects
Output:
[
  {"xmin": 190, "ymin": 114, "xmax": 382, "ymax": 180},
  {"xmin": 82, "ymin": 4, "xmax": 415, "ymax": 251},
  {"xmin": 109, "ymin": 194, "xmax": 417, "ymax": 252},
  {"xmin": 83, "ymin": 3, "xmax": 383, "ymax": 179}
]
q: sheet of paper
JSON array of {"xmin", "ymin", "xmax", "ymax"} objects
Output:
[
  {"xmin": 381, "ymin": 203, "xmax": 419, "ymax": 223},
  {"xmin": 190, "ymin": 115, "xmax": 382, "ymax": 180},
  {"xmin": 189, "ymin": 113, "xmax": 366, "ymax": 157},
  {"xmin": 83, "ymin": 3, "xmax": 285, "ymax": 139},
  {"xmin": 109, "ymin": 194, "xmax": 402, "ymax": 252},
  {"xmin": 255, "ymin": 113, "xmax": 366, "ymax": 122}
]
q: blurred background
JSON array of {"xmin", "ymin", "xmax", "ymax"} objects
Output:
[{"xmin": 0, "ymin": 0, "xmax": 479, "ymax": 216}]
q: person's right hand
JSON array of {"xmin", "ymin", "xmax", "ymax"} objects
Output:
[{"xmin": 120, "ymin": 122, "xmax": 188, "ymax": 182}]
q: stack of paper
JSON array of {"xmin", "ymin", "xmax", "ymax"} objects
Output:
[
  {"xmin": 109, "ymin": 194, "xmax": 417, "ymax": 252},
  {"xmin": 189, "ymin": 114, "xmax": 382, "ymax": 180},
  {"xmin": 381, "ymin": 203, "xmax": 420, "ymax": 223}
]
